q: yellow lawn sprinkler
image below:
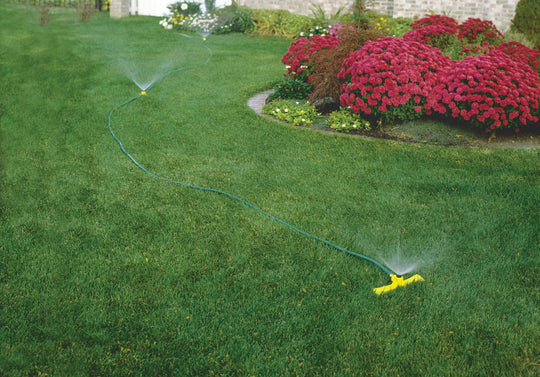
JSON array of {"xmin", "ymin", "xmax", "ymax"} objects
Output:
[
  {"xmin": 373, "ymin": 274, "xmax": 425, "ymax": 295},
  {"xmin": 335, "ymin": 249, "xmax": 425, "ymax": 295}
]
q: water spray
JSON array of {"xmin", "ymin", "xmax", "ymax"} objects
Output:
[{"xmin": 108, "ymin": 38, "xmax": 424, "ymax": 295}]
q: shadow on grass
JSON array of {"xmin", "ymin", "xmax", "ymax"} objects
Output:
[{"xmin": 253, "ymin": 92, "xmax": 540, "ymax": 149}]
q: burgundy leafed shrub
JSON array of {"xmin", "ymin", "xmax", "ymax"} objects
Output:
[
  {"xmin": 457, "ymin": 18, "xmax": 503, "ymax": 45},
  {"xmin": 426, "ymin": 52, "xmax": 540, "ymax": 132},
  {"xmin": 308, "ymin": 24, "xmax": 385, "ymax": 105},
  {"xmin": 281, "ymin": 35, "xmax": 341, "ymax": 81},
  {"xmin": 338, "ymin": 37, "xmax": 451, "ymax": 123}
]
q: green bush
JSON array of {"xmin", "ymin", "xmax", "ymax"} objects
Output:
[
  {"xmin": 250, "ymin": 9, "xmax": 314, "ymax": 38},
  {"xmin": 262, "ymin": 100, "xmax": 320, "ymax": 126},
  {"xmin": 216, "ymin": 2, "xmax": 255, "ymax": 33},
  {"xmin": 327, "ymin": 107, "xmax": 371, "ymax": 132},
  {"xmin": 268, "ymin": 76, "xmax": 313, "ymax": 101},
  {"xmin": 512, "ymin": 0, "xmax": 540, "ymax": 49}
]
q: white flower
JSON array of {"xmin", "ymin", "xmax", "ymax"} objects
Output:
[
  {"xmin": 181, "ymin": 3, "xmax": 188, "ymax": 10},
  {"xmin": 275, "ymin": 108, "xmax": 280, "ymax": 112},
  {"xmin": 167, "ymin": 24, "xmax": 173, "ymax": 30},
  {"xmin": 284, "ymin": 109, "xmax": 288, "ymax": 113},
  {"xmin": 342, "ymin": 124, "xmax": 346, "ymax": 128},
  {"xmin": 302, "ymin": 118, "xmax": 306, "ymax": 122},
  {"xmin": 300, "ymin": 32, "xmax": 304, "ymax": 36},
  {"xmin": 353, "ymin": 124, "xmax": 357, "ymax": 128}
]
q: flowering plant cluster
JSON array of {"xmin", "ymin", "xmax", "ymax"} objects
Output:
[
  {"xmin": 160, "ymin": 12, "xmax": 223, "ymax": 36},
  {"xmin": 458, "ymin": 42, "xmax": 491, "ymax": 58},
  {"xmin": 179, "ymin": 13, "xmax": 220, "ymax": 36},
  {"xmin": 299, "ymin": 25, "xmax": 329, "ymax": 38},
  {"xmin": 374, "ymin": 16, "xmax": 391, "ymax": 34},
  {"xmin": 327, "ymin": 107, "xmax": 371, "ymax": 132},
  {"xmin": 492, "ymin": 41, "xmax": 540, "ymax": 74},
  {"xmin": 410, "ymin": 14, "xmax": 458, "ymax": 30},
  {"xmin": 405, "ymin": 15, "xmax": 506, "ymax": 58},
  {"xmin": 457, "ymin": 18, "xmax": 503, "ymax": 45},
  {"xmin": 262, "ymin": 100, "xmax": 320, "ymax": 126},
  {"xmin": 403, "ymin": 25, "xmax": 457, "ymax": 50},
  {"xmin": 281, "ymin": 35, "xmax": 341, "ymax": 81},
  {"xmin": 338, "ymin": 37, "xmax": 451, "ymax": 123},
  {"xmin": 426, "ymin": 52, "xmax": 540, "ymax": 132}
]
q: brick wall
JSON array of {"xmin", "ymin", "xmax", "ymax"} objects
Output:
[
  {"xmin": 237, "ymin": 0, "xmax": 351, "ymax": 19},
  {"xmin": 111, "ymin": 0, "xmax": 519, "ymax": 32},
  {"xmin": 374, "ymin": 0, "xmax": 519, "ymax": 32},
  {"xmin": 238, "ymin": 0, "xmax": 519, "ymax": 32}
]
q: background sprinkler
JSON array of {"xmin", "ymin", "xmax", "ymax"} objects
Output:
[{"xmin": 108, "ymin": 40, "xmax": 425, "ymax": 295}]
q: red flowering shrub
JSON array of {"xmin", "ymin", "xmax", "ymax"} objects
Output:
[
  {"xmin": 405, "ymin": 15, "xmax": 458, "ymax": 51},
  {"xmin": 491, "ymin": 41, "xmax": 540, "ymax": 75},
  {"xmin": 426, "ymin": 52, "xmax": 540, "ymax": 132},
  {"xmin": 281, "ymin": 35, "xmax": 341, "ymax": 81},
  {"xmin": 458, "ymin": 42, "xmax": 491, "ymax": 59},
  {"xmin": 338, "ymin": 37, "xmax": 451, "ymax": 123},
  {"xmin": 410, "ymin": 14, "xmax": 458, "ymax": 30},
  {"xmin": 403, "ymin": 25, "xmax": 457, "ymax": 50},
  {"xmin": 457, "ymin": 18, "xmax": 503, "ymax": 45}
]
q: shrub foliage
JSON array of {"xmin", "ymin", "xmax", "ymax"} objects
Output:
[{"xmin": 512, "ymin": 0, "xmax": 540, "ymax": 49}]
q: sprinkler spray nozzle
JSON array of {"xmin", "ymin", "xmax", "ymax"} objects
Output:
[
  {"xmin": 141, "ymin": 91, "xmax": 147, "ymax": 95},
  {"xmin": 373, "ymin": 274, "xmax": 424, "ymax": 295}
]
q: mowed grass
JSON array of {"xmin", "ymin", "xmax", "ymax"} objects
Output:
[{"xmin": 1, "ymin": 4, "xmax": 539, "ymax": 376}]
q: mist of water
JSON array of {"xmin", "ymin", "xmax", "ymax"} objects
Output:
[
  {"xmin": 120, "ymin": 59, "xmax": 167, "ymax": 91},
  {"xmin": 378, "ymin": 237, "xmax": 424, "ymax": 276}
]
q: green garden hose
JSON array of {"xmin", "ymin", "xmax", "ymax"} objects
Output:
[{"xmin": 107, "ymin": 38, "xmax": 424, "ymax": 294}]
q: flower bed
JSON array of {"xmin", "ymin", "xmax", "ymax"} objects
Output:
[{"xmin": 272, "ymin": 14, "xmax": 540, "ymax": 135}]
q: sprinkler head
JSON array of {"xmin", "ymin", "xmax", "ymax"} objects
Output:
[
  {"xmin": 141, "ymin": 91, "xmax": 147, "ymax": 95},
  {"xmin": 373, "ymin": 274, "xmax": 424, "ymax": 295}
]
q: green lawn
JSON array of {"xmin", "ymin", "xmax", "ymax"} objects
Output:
[{"xmin": 1, "ymin": 4, "xmax": 539, "ymax": 376}]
